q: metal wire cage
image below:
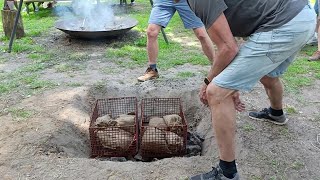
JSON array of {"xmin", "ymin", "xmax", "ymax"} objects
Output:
[
  {"xmin": 140, "ymin": 98, "xmax": 187, "ymax": 158},
  {"xmin": 89, "ymin": 97, "xmax": 138, "ymax": 158}
]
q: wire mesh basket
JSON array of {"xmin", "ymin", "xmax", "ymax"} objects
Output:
[
  {"xmin": 140, "ymin": 98, "xmax": 187, "ymax": 158},
  {"xmin": 89, "ymin": 97, "xmax": 138, "ymax": 158}
]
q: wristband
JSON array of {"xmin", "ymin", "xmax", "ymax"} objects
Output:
[{"xmin": 204, "ymin": 77, "xmax": 211, "ymax": 85}]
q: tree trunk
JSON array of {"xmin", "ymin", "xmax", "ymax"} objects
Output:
[{"xmin": 1, "ymin": 9, "xmax": 25, "ymax": 39}]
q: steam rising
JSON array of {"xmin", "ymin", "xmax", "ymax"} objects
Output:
[{"xmin": 55, "ymin": 0, "xmax": 118, "ymax": 31}]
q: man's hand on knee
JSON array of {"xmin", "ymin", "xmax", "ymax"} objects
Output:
[
  {"xmin": 199, "ymin": 84, "xmax": 209, "ymax": 106},
  {"xmin": 203, "ymin": 83, "xmax": 245, "ymax": 112},
  {"xmin": 232, "ymin": 91, "xmax": 245, "ymax": 112}
]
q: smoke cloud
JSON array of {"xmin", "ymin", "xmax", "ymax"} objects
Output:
[{"xmin": 54, "ymin": 0, "xmax": 116, "ymax": 31}]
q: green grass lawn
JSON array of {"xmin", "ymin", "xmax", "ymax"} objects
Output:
[
  {"xmin": 284, "ymin": 45, "xmax": 320, "ymax": 93},
  {"xmin": 0, "ymin": 0, "xmax": 58, "ymax": 96},
  {"xmin": 0, "ymin": 1, "xmax": 56, "ymax": 52},
  {"xmin": 105, "ymin": 0, "xmax": 210, "ymax": 70}
]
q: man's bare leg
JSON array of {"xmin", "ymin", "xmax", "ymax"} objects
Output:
[
  {"xmin": 205, "ymin": 83, "xmax": 238, "ymax": 179},
  {"xmin": 137, "ymin": 24, "xmax": 161, "ymax": 82},
  {"xmin": 206, "ymin": 84, "xmax": 236, "ymax": 161},
  {"xmin": 308, "ymin": 18, "xmax": 320, "ymax": 61},
  {"xmin": 249, "ymin": 76, "xmax": 287, "ymax": 125},
  {"xmin": 260, "ymin": 76, "xmax": 283, "ymax": 110},
  {"xmin": 147, "ymin": 24, "xmax": 161, "ymax": 65}
]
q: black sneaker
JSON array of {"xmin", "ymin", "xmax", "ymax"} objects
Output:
[
  {"xmin": 189, "ymin": 165, "xmax": 239, "ymax": 180},
  {"xmin": 249, "ymin": 108, "xmax": 288, "ymax": 125}
]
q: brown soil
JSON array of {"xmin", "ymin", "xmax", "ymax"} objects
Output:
[{"xmin": 0, "ymin": 26, "xmax": 319, "ymax": 180}]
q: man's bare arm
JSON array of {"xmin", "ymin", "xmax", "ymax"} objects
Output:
[{"xmin": 206, "ymin": 13, "xmax": 239, "ymax": 82}]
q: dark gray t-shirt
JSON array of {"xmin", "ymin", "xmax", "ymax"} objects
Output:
[{"xmin": 187, "ymin": 0, "xmax": 308, "ymax": 37}]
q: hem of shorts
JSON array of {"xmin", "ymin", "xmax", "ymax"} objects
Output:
[
  {"xmin": 185, "ymin": 24, "xmax": 204, "ymax": 29},
  {"xmin": 148, "ymin": 21, "xmax": 167, "ymax": 28},
  {"xmin": 266, "ymin": 72, "xmax": 284, "ymax": 78},
  {"xmin": 213, "ymin": 79, "xmax": 252, "ymax": 92}
]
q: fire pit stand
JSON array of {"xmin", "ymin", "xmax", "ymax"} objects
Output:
[{"xmin": 8, "ymin": 0, "xmax": 24, "ymax": 53}]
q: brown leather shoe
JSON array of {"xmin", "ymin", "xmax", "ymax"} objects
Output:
[
  {"xmin": 308, "ymin": 51, "xmax": 320, "ymax": 61},
  {"xmin": 137, "ymin": 67, "xmax": 159, "ymax": 82}
]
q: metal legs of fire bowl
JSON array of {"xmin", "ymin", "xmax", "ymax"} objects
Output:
[{"xmin": 8, "ymin": 0, "xmax": 24, "ymax": 53}]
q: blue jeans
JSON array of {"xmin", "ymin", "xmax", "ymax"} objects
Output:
[
  {"xmin": 148, "ymin": 0, "xmax": 203, "ymax": 29},
  {"xmin": 214, "ymin": 5, "xmax": 317, "ymax": 91}
]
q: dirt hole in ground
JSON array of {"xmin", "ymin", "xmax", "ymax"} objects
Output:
[{"xmin": 34, "ymin": 84, "xmax": 214, "ymax": 161}]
